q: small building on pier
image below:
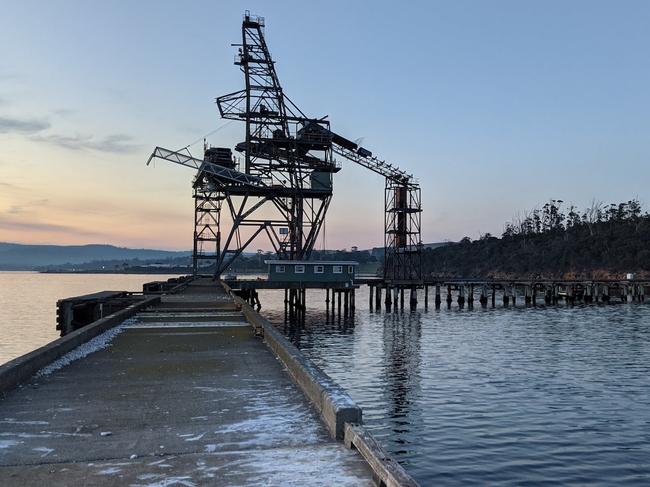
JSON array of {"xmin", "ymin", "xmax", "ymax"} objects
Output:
[{"xmin": 265, "ymin": 260, "xmax": 358, "ymax": 284}]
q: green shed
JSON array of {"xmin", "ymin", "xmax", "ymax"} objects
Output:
[{"xmin": 265, "ymin": 260, "xmax": 358, "ymax": 284}]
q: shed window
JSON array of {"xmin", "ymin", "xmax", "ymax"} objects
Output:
[
  {"xmin": 333, "ymin": 265, "xmax": 343, "ymax": 274},
  {"xmin": 276, "ymin": 265, "xmax": 285, "ymax": 273},
  {"xmin": 348, "ymin": 265, "xmax": 355, "ymax": 274},
  {"xmin": 295, "ymin": 265, "xmax": 305, "ymax": 274},
  {"xmin": 314, "ymin": 265, "xmax": 324, "ymax": 274}
]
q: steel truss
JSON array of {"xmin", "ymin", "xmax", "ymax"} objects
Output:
[
  {"xmin": 384, "ymin": 180, "xmax": 422, "ymax": 283},
  {"xmin": 149, "ymin": 11, "xmax": 423, "ymax": 283}
]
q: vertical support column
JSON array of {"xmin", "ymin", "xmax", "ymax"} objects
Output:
[
  {"xmin": 457, "ymin": 285, "xmax": 465, "ymax": 308},
  {"xmin": 410, "ymin": 288, "xmax": 417, "ymax": 309},
  {"xmin": 337, "ymin": 290, "xmax": 342, "ymax": 316},
  {"xmin": 424, "ymin": 285, "xmax": 429, "ymax": 309},
  {"xmin": 511, "ymin": 285, "xmax": 517, "ymax": 306},
  {"xmin": 503, "ymin": 285, "xmax": 510, "ymax": 306},
  {"xmin": 446, "ymin": 285, "xmax": 452, "ymax": 308},
  {"xmin": 435, "ymin": 284, "xmax": 441, "ymax": 309},
  {"xmin": 385, "ymin": 286, "xmax": 392, "ymax": 310},
  {"xmin": 369, "ymin": 285, "xmax": 374, "ymax": 310},
  {"xmin": 640, "ymin": 284, "xmax": 646, "ymax": 302},
  {"xmin": 480, "ymin": 284, "xmax": 488, "ymax": 307},
  {"xmin": 376, "ymin": 286, "xmax": 382, "ymax": 310},
  {"xmin": 468, "ymin": 284, "xmax": 474, "ymax": 307},
  {"xmin": 400, "ymin": 288, "xmax": 405, "ymax": 310},
  {"xmin": 525, "ymin": 285, "xmax": 532, "ymax": 306},
  {"xmin": 394, "ymin": 287, "xmax": 400, "ymax": 311},
  {"xmin": 491, "ymin": 285, "xmax": 496, "ymax": 308},
  {"xmin": 532, "ymin": 285, "xmax": 537, "ymax": 306},
  {"xmin": 284, "ymin": 288, "xmax": 288, "ymax": 319},
  {"xmin": 629, "ymin": 284, "xmax": 635, "ymax": 302}
]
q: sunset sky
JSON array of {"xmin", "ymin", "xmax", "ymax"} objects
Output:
[{"xmin": 1, "ymin": 1, "xmax": 649, "ymax": 250}]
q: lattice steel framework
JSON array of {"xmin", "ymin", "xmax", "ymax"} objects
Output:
[
  {"xmin": 384, "ymin": 180, "xmax": 422, "ymax": 283},
  {"xmin": 149, "ymin": 11, "xmax": 423, "ymax": 282}
]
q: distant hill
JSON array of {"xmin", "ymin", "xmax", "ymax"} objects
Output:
[
  {"xmin": 369, "ymin": 242, "xmax": 449, "ymax": 257},
  {"xmin": 0, "ymin": 243, "xmax": 191, "ymax": 270},
  {"xmin": 423, "ymin": 200, "xmax": 650, "ymax": 279}
]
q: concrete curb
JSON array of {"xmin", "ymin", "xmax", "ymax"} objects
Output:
[
  {"xmin": 345, "ymin": 423, "xmax": 421, "ymax": 487},
  {"xmin": 222, "ymin": 282, "xmax": 361, "ymax": 440},
  {"xmin": 0, "ymin": 296, "xmax": 160, "ymax": 396}
]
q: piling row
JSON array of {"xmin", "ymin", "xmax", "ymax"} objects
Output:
[{"xmin": 365, "ymin": 281, "xmax": 648, "ymax": 311}]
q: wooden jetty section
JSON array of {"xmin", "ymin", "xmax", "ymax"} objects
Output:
[
  {"xmin": 0, "ymin": 277, "xmax": 418, "ymax": 487},
  {"xmin": 227, "ymin": 276, "xmax": 650, "ymax": 314}
]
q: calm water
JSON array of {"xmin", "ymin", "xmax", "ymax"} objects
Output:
[
  {"xmin": 2, "ymin": 273, "xmax": 650, "ymax": 484},
  {"xmin": 258, "ymin": 287, "xmax": 650, "ymax": 485},
  {"xmin": 0, "ymin": 272, "xmax": 175, "ymax": 364}
]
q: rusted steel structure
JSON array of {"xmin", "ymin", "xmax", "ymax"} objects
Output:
[{"xmin": 147, "ymin": 12, "xmax": 422, "ymax": 284}]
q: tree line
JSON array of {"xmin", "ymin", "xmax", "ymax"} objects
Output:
[{"xmin": 423, "ymin": 199, "xmax": 650, "ymax": 279}]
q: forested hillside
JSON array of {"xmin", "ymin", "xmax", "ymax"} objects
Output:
[{"xmin": 424, "ymin": 200, "xmax": 650, "ymax": 279}]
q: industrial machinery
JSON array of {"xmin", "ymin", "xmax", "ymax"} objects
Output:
[{"xmin": 148, "ymin": 11, "xmax": 422, "ymax": 283}]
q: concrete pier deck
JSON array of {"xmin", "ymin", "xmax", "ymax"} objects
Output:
[{"xmin": 0, "ymin": 280, "xmax": 374, "ymax": 486}]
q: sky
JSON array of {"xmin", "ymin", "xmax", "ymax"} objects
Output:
[{"xmin": 1, "ymin": 0, "xmax": 649, "ymax": 251}]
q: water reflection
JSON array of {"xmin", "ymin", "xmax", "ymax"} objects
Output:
[
  {"xmin": 382, "ymin": 311, "xmax": 422, "ymax": 458},
  {"xmin": 260, "ymin": 287, "xmax": 650, "ymax": 486}
]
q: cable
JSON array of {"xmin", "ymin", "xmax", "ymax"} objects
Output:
[{"xmin": 177, "ymin": 121, "xmax": 235, "ymax": 152}]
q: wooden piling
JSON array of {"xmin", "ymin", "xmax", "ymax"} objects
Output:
[
  {"xmin": 480, "ymin": 284, "xmax": 488, "ymax": 307},
  {"xmin": 410, "ymin": 288, "xmax": 417, "ymax": 309}
]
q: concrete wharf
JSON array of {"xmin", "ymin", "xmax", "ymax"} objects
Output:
[{"xmin": 0, "ymin": 278, "xmax": 417, "ymax": 486}]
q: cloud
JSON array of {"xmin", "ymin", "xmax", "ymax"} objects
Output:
[
  {"xmin": 52, "ymin": 108, "xmax": 75, "ymax": 117},
  {"xmin": 32, "ymin": 133, "xmax": 141, "ymax": 154},
  {"xmin": 0, "ymin": 116, "xmax": 50, "ymax": 134},
  {"xmin": 0, "ymin": 181, "xmax": 23, "ymax": 191},
  {"xmin": 0, "ymin": 215, "xmax": 107, "ymax": 239},
  {"xmin": 6, "ymin": 199, "xmax": 50, "ymax": 215}
]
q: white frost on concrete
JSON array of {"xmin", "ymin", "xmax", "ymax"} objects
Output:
[
  {"xmin": 178, "ymin": 432, "xmax": 205, "ymax": 442},
  {"xmin": 97, "ymin": 466, "xmax": 122, "ymax": 475},
  {"xmin": 0, "ymin": 419, "xmax": 49, "ymax": 425},
  {"xmin": 32, "ymin": 446, "xmax": 54, "ymax": 457},
  {"xmin": 129, "ymin": 476, "xmax": 196, "ymax": 487},
  {"xmin": 36, "ymin": 317, "xmax": 138, "ymax": 377},
  {"xmin": 0, "ymin": 439, "xmax": 20, "ymax": 449}
]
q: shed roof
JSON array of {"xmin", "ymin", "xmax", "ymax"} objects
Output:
[{"xmin": 264, "ymin": 260, "xmax": 359, "ymax": 265}]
